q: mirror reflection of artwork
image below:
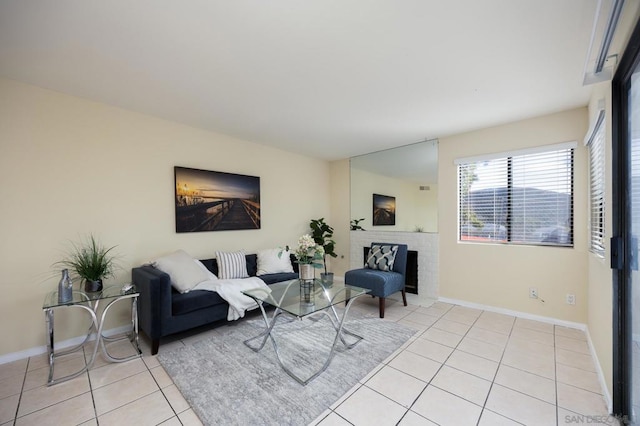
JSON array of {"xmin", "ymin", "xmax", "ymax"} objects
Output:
[
  {"xmin": 373, "ymin": 194, "xmax": 396, "ymax": 226},
  {"xmin": 350, "ymin": 139, "xmax": 438, "ymax": 233},
  {"xmin": 174, "ymin": 166, "xmax": 261, "ymax": 233}
]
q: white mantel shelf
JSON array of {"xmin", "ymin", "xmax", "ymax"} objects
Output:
[{"xmin": 349, "ymin": 231, "xmax": 439, "ymax": 303}]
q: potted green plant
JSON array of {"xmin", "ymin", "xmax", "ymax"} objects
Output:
[
  {"xmin": 56, "ymin": 234, "xmax": 118, "ymax": 292},
  {"xmin": 310, "ymin": 218, "xmax": 337, "ymax": 285},
  {"xmin": 350, "ymin": 218, "xmax": 365, "ymax": 231}
]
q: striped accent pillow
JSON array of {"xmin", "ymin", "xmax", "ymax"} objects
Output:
[{"xmin": 215, "ymin": 251, "xmax": 249, "ymax": 279}]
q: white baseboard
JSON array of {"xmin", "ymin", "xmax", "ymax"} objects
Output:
[
  {"xmin": 0, "ymin": 324, "xmax": 132, "ymax": 366},
  {"xmin": 584, "ymin": 327, "xmax": 614, "ymax": 413},
  {"xmin": 438, "ymin": 297, "xmax": 586, "ymax": 330},
  {"xmin": 438, "ymin": 296, "xmax": 612, "ymax": 412}
]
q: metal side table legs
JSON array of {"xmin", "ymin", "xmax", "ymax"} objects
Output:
[{"xmin": 44, "ymin": 291, "xmax": 141, "ymax": 386}]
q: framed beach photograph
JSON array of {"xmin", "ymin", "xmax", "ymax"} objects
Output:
[
  {"xmin": 174, "ymin": 166, "xmax": 261, "ymax": 233},
  {"xmin": 372, "ymin": 194, "xmax": 396, "ymax": 226}
]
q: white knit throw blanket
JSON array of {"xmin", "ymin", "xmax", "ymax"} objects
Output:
[{"xmin": 192, "ymin": 277, "xmax": 271, "ymax": 321}]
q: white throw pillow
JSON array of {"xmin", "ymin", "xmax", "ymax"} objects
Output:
[
  {"xmin": 216, "ymin": 250, "xmax": 249, "ymax": 279},
  {"xmin": 256, "ymin": 248, "xmax": 294, "ymax": 276},
  {"xmin": 152, "ymin": 250, "xmax": 210, "ymax": 293}
]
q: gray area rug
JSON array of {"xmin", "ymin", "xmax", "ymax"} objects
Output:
[{"xmin": 158, "ymin": 311, "xmax": 417, "ymax": 425}]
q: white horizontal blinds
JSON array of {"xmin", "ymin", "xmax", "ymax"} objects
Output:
[
  {"xmin": 458, "ymin": 158, "xmax": 508, "ymax": 242},
  {"xmin": 458, "ymin": 146, "xmax": 574, "ymax": 247},
  {"xmin": 511, "ymin": 149, "xmax": 573, "ymax": 246},
  {"xmin": 588, "ymin": 116, "xmax": 605, "ymax": 256}
]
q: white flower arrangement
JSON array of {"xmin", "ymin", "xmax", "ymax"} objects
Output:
[{"xmin": 286, "ymin": 234, "xmax": 325, "ymax": 268}]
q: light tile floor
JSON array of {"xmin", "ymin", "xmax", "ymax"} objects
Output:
[{"xmin": 0, "ymin": 298, "xmax": 617, "ymax": 425}]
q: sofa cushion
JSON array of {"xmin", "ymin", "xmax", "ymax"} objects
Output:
[
  {"xmin": 216, "ymin": 251, "xmax": 249, "ymax": 279},
  {"xmin": 199, "ymin": 258, "xmax": 218, "ymax": 275},
  {"xmin": 259, "ymin": 272, "xmax": 299, "ymax": 285},
  {"xmin": 246, "ymin": 254, "xmax": 258, "ymax": 276},
  {"xmin": 195, "ymin": 259, "xmax": 218, "ymax": 280},
  {"xmin": 344, "ymin": 269, "xmax": 404, "ymax": 297},
  {"xmin": 172, "ymin": 289, "xmax": 227, "ymax": 316}
]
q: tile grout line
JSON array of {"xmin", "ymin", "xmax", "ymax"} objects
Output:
[
  {"xmin": 83, "ymin": 346, "xmax": 100, "ymax": 425},
  {"xmin": 11, "ymin": 356, "xmax": 30, "ymax": 425},
  {"xmin": 393, "ymin": 305, "xmax": 455, "ymax": 425},
  {"xmin": 489, "ymin": 318, "xmax": 565, "ymax": 424},
  {"xmin": 403, "ymin": 304, "xmax": 488, "ymax": 424},
  {"xmin": 475, "ymin": 310, "xmax": 517, "ymax": 426},
  {"xmin": 150, "ymin": 361, "xmax": 184, "ymax": 423}
]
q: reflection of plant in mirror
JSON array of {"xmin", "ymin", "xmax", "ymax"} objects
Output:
[
  {"xmin": 350, "ymin": 218, "xmax": 365, "ymax": 231},
  {"xmin": 459, "ymin": 163, "xmax": 483, "ymax": 229},
  {"xmin": 414, "ymin": 226, "xmax": 424, "ymax": 232}
]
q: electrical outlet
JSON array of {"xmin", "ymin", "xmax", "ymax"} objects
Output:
[
  {"xmin": 529, "ymin": 287, "xmax": 538, "ymax": 299},
  {"xmin": 566, "ymin": 294, "xmax": 576, "ymax": 305}
]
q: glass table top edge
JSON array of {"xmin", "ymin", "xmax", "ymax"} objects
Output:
[
  {"xmin": 242, "ymin": 279, "xmax": 370, "ymax": 317},
  {"xmin": 43, "ymin": 284, "xmax": 139, "ymax": 309}
]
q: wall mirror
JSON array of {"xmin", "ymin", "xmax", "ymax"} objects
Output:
[{"xmin": 350, "ymin": 139, "xmax": 438, "ymax": 233}]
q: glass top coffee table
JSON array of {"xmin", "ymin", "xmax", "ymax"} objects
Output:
[{"xmin": 242, "ymin": 279, "xmax": 370, "ymax": 385}]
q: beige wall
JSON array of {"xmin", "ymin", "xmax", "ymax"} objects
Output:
[
  {"xmin": 350, "ymin": 167, "xmax": 438, "ymax": 232},
  {"xmin": 438, "ymin": 107, "xmax": 589, "ymax": 323},
  {"xmin": 0, "ymin": 78, "xmax": 332, "ymax": 357},
  {"xmin": 586, "ymin": 83, "xmax": 614, "ymax": 396},
  {"xmin": 329, "ymin": 159, "xmax": 351, "ymax": 277}
]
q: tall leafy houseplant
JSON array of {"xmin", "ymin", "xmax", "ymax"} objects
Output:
[
  {"xmin": 310, "ymin": 218, "xmax": 337, "ymax": 284},
  {"xmin": 56, "ymin": 235, "xmax": 118, "ymax": 292}
]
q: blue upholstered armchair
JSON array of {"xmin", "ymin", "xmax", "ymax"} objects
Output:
[{"xmin": 344, "ymin": 243, "xmax": 408, "ymax": 318}]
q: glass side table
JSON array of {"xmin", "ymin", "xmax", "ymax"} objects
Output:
[{"xmin": 42, "ymin": 284, "xmax": 141, "ymax": 385}]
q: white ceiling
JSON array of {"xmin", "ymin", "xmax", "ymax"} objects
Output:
[
  {"xmin": 0, "ymin": 1, "xmax": 635, "ymax": 161},
  {"xmin": 351, "ymin": 140, "xmax": 439, "ymax": 183}
]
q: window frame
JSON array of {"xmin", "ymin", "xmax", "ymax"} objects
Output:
[{"xmin": 456, "ymin": 143, "xmax": 576, "ymax": 248}]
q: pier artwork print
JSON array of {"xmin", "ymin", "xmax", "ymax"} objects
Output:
[
  {"xmin": 372, "ymin": 194, "xmax": 396, "ymax": 226},
  {"xmin": 174, "ymin": 167, "xmax": 261, "ymax": 233}
]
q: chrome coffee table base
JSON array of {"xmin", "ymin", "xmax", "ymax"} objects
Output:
[{"xmin": 243, "ymin": 282, "xmax": 367, "ymax": 385}]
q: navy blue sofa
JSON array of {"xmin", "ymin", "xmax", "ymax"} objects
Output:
[{"xmin": 132, "ymin": 253, "xmax": 299, "ymax": 355}]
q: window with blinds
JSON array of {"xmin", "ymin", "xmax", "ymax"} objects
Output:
[
  {"xmin": 458, "ymin": 145, "xmax": 574, "ymax": 247},
  {"xmin": 588, "ymin": 112, "xmax": 605, "ymax": 256}
]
